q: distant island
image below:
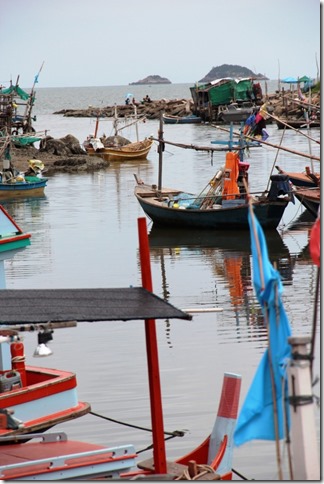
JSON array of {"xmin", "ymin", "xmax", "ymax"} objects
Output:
[
  {"xmin": 199, "ymin": 64, "xmax": 269, "ymax": 83},
  {"xmin": 129, "ymin": 75, "xmax": 171, "ymax": 85}
]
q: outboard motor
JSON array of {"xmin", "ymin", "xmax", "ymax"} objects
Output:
[{"xmin": 267, "ymin": 174, "xmax": 294, "ymax": 202}]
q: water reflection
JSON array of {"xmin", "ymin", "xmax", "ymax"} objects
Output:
[
  {"xmin": 1, "ymin": 197, "xmax": 52, "ymax": 282},
  {"xmin": 148, "ymin": 227, "xmax": 295, "ymax": 345}
]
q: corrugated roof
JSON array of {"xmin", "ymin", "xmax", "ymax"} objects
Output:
[{"xmin": 0, "ymin": 287, "xmax": 191, "ymax": 324}]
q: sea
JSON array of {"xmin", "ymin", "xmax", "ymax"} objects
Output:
[{"xmin": 1, "ymin": 81, "xmax": 320, "ymax": 481}]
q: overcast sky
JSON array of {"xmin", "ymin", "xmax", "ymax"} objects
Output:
[{"xmin": 0, "ymin": 0, "xmax": 320, "ymax": 88}]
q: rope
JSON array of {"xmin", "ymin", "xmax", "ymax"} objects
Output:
[
  {"xmin": 175, "ymin": 464, "xmax": 220, "ymax": 480},
  {"xmin": 89, "ymin": 410, "xmax": 185, "ymax": 438},
  {"xmin": 11, "ymin": 355, "xmax": 25, "ymax": 364}
]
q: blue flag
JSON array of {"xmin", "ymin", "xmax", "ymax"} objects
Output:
[{"xmin": 234, "ymin": 210, "xmax": 291, "ymax": 446}]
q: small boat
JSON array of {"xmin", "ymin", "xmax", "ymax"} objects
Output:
[
  {"xmin": 0, "ymin": 157, "xmax": 47, "ymax": 200},
  {"xmin": 0, "ymin": 217, "xmax": 241, "ymax": 480},
  {"xmin": 162, "ymin": 113, "xmax": 202, "ymax": 124},
  {"xmin": 276, "ymin": 165, "xmax": 320, "ymax": 188},
  {"xmin": 217, "ymin": 102, "xmax": 254, "ymax": 124},
  {"xmin": 0, "ymin": 334, "xmax": 90, "ymax": 442},
  {"xmin": 276, "ymin": 117, "xmax": 320, "ymax": 130},
  {"xmin": 135, "ymin": 147, "xmax": 293, "ymax": 230},
  {"xmin": 83, "ymin": 106, "xmax": 154, "ymax": 162},
  {"xmin": 84, "ymin": 137, "xmax": 154, "ymax": 162},
  {"xmin": 293, "ymin": 186, "xmax": 320, "ymax": 217}
]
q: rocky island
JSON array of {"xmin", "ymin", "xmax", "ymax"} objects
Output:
[
  {"xmin": 199, "ymin": 64, "xmax": 269, "ymax": 83},
  {"xmin": 129, "ymin": 75, "xmax": 171, "ymax": 85}
]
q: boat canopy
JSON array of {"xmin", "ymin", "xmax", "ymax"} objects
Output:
[
  {"xmin": 0, "ymin": 287, "xmax": 191, "ymax": 324},
  {"xmin": 1, "ymin": 85, "xmax": 31, "ymax": 101}
]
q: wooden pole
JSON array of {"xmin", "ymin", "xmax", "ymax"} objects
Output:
[
  {"xmin": 138, "ymin": 217, "xmax": 167, "ymax": 475},
  {"xmin": 214, "ymin": 125, "xmax": 320, "ymax": 162},
  {"xmin": 287, "ymin": 336, "xmax": 320, "ymax": 480},
  {"xmin": 245, "ymin": 181, "xmax": 284, "ymax": 479},
  {"xmin": 157, "ymin": 113, "xmax": 164, "ymax": 192}
]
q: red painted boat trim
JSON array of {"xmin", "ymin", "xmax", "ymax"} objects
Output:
[
  {"xmin": 0, "ymin": 440, "xmax": 137, "ymax": 480},
  {"xmin": 0, "ymin": 366, "xmax": 77, "ymax": 408},
  {"xmin": 0, "ymin": 206, "xmax": 25, "ymax": 233},
  {"xmin": 217, "ymin": 374, "xmax": 241, "ymax": 419},
  {"xmin": 0, "ymin": 234, "xmax": 31, "ymax": 245}
]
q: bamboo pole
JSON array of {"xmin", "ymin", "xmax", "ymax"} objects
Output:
[
  {"xmin": 214, "ymin": 125, "xmax": 320, "ymax": 162},
  {"xmin": 267, "ymin": 126, "xmax": 287, "ymax": 192},
  {"xmin": 244, "ymin": 179, "xmax": 284, "ymax": 480},
  {"xmin": 265, "ymin": 111, "xmax": 320, "ymax": 145}
]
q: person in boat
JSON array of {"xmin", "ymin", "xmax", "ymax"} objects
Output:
[
  {"xmin": 249, "ymin": 104, "xmax": 269, "ymax": 140},
  {"xmin": 125, "ymin": 97, "xmax": 130, "ymax": 105},
  {"xmin": 143, "ymin": 94, "xmax": 151, "ymax": 103}
]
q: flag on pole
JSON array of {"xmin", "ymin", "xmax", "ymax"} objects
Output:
[{"xmin": 234, "ymin": 209, "xmax": 292, "ymax": 446}]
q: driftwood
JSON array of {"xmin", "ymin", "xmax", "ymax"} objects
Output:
[{"xmin": 54, "ymin": 99, "xmax": 195, "ymax": 120}]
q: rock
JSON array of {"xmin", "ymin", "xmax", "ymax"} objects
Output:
[
  {"xmin": 129, "ymin": 75, "xmax": 171, "ymax": 85},
  {"xmin": 39, "ymin": 134, "xmax": 85, "ymax": 155},
  {"xmin": 9, "ymin": 140, "xmax": 109, "ymax": 175},
  {"xmin": 199, "ymin": 64, "xmax": 269, "ymax": 83}
]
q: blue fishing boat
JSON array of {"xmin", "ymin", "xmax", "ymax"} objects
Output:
[{"xmin": 162, "ymin": 113, "xmax": 202, "ymax": 124}]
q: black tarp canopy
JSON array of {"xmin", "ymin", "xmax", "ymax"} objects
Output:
[{"xmin": 0, "ymin": 287, "xmax": 191, "ymax": 324}]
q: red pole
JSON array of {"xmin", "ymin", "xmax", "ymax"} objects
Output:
[
  {"xmin": 11, "ymin": 342, "xmax": 27, "ymax": 387},
  {"xmin": 137, "ymin": 217, "xmax": 167, "ymax": 474}
]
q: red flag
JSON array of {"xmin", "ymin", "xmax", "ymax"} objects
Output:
[{"xmin": 309, "ymin": 216, "xmax": 320, "ymax": 267}]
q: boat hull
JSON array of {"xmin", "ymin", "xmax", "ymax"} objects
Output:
[
  {"xmin": 0, "ymin": 365, "xmax": 90, "ymax": 440},
  {"xmin": 163, "ymin": 114, "xmax": 202, "ymax": 124},
  {"xmin": 135, "ymin": 186, "xmax": 288, "ymax": 230},
  {"xmin": 294, "ymin": 187, "xmax": 320, "ymax": 217},
  {"xmin": 0, "ymin": 179, "xmax": 47, "ymax": 200},
  {"xmin": 86, "ymin": 139, "xmax": 153, "ymax": 162},
  {"xmin": 276, "ymin": 119, "xmax": 320, "ymax": 130}
]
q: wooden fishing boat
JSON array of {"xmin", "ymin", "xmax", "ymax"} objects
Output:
[
  {"xmin": 0, "ymin": 140, "xmax": 47, "ymax": 200},
  {"xmin": 0, "ymin": 177, "xmax": 47, "ymax": 200},
  {"xmin": 276, "ymin": 117, "xmax": 320, "ymax": 130},
  {"xmin": 293, "ymin": 186, "xmax": 320, "ymax": 217},
  {"xmin": 83, "ymin": 106, "xmax": 153, "ymax": 162},
  {"xmin": 0, "ymin": 217, "xmax": 241, "ymax": 480},
  {"xmin": 84, "ymin": 137, "xmax": 154, "ymax": 162},
  {"xmin": 134, "ymin": 150, "xmax": 293, "ymax": 230},
  {"xmin": 0, "ymin": 336, "xmax": 90, "ymax": 441},
  {"xmin": 162, "ymin": 113, "xmax": 202, "ymax": 124},
  {"xmin": 217, "ymin": 102, "xmax": 254, "ymax": 124},
  {"xmin": 276, "ymin": 165, "xmax": 320, "ymax": 188}
]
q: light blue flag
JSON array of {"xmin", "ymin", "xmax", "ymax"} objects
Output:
[{"xmin": 234, "ymin": 210, "xmax": 292, "ymax": 446}]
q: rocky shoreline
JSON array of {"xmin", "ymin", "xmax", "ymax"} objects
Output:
[
  {"xmin": 10, "ymin": 144, "xmax": 109, "ymax": 176},
  {"xmin": 9, "ymin": 88, "xmax": 320, "ymax": 175}
]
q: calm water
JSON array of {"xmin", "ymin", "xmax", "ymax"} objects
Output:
[{"xmin": 1, "ymin": 83, "xmax": 320, "ymax": 481}]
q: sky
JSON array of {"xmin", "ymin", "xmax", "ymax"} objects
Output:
[{"xmin": 0, "ymin": 0, "xmax": 321, "ymax": 88}]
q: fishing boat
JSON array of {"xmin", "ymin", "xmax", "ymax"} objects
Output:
[
  {"xmin": 134, "ymin": 154, "xmax": 293, "ymax": 230},
  {"xmin": 83, "ymin": 106, "xmax": 154, "ymax": 162},
  {"xmin": 0, "ymin": 217, "xmax": 242, "ymax": 480},
  {"xmin": 293, "ymin": 186, "xmax": 320, "ymax": 217},
  {"xmin": 0, "ymin": 156, "xmax": 47, "ymax": 200},
  {"xmin": 162, "ymin": 113, "xmax": 202, "ymax": 124},
  {"xmin": 217, "ymin": 102, "xmax": 254, "ymax": 124},
  {"xmin": 275, "ymin": 117, "xmax": 320, "ymax": 130},
  {"xmin": 84, "ymin": 137, "xmax": 154, "ymax": 162},
  {"xmin": 276, "ymin": 165, "xmax": 320, "ymax": 188}
]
